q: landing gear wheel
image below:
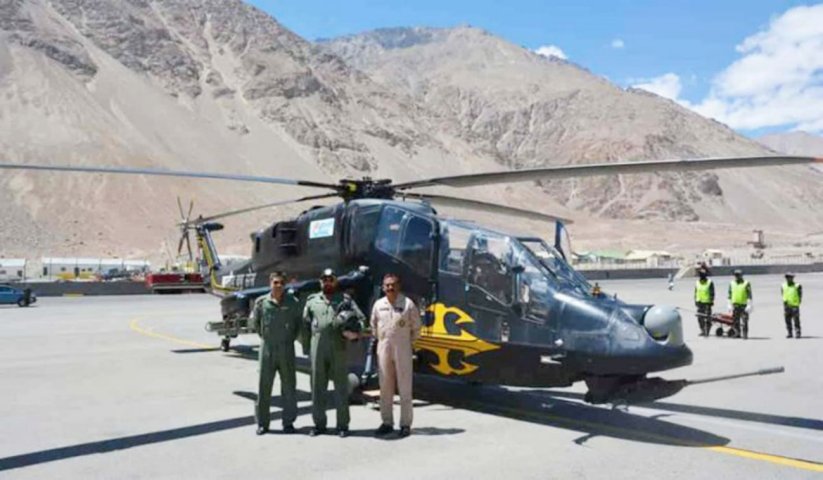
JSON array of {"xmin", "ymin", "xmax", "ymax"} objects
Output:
[
  {"xmin": 220, "ymin": 338, "xmax": 230, "ymax": 352},
  {"xmin": 715, "ymin": 327, "xmax": 724, "ymax": 337}
]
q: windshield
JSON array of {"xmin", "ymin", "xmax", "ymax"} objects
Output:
[{"xmin": 516, "ymin": 238, "xmax": 591, "ymax": 296}]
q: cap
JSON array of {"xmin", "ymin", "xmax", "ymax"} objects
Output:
[
  {"xmin": 785, "ymin": 272, "xmax": 795, "ymax": 277},
  {"xmin": 733, "ymin": 269, "xmax": 743, "ymax": 275},
  {"xmin": 320, "ymin": 268, "xmax": 336, "ymax": 279}
]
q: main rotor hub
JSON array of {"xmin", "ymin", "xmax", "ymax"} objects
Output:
[{"xmin": 338, "ymin": 177, "xmax": 395, "ymax": 200}]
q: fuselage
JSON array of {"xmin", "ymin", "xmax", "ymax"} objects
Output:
[{"xmin": 210, "ymin": 199, "xmax": 692, "ymax": 389}]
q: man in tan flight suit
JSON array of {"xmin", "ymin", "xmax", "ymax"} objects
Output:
[{"xmin": 370, "ymin": 273, "xmax": 421, "ymax": 437}]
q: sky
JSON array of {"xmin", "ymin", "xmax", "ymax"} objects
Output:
[{"xmin": 248, "ymin": 1, "xmax": 823, "ymax": 137}]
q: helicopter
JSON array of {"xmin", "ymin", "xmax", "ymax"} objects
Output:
[{"xmin": 1, "ymin": 155, "xmax": 819, "ymax": 404}]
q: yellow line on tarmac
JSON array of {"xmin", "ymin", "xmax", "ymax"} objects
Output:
[
  {"xmin": 706, "ymin": 446, "xmax": 823, "ymax": 472},
  {"xmin": 126, "ymin": 318, "xmax": 823, "ymax": 473},
  {"xmin": 128, "ymin": 317, "xmax": 215, "ymax": 350}
]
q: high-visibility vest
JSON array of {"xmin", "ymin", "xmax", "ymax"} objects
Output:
[
  {"xmin": 695, "ymin": 279, "xmax": 713, "ymax": 303},
  {"xmin": 730, "ymin": 280, "xmax": 750, "ymax": 305},
  {"xmin": 782, "ymin": 283, "xmax": 801, "ymax": 307}
]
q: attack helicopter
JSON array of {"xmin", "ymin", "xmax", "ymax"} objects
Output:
[{"xmin": 2, "ymin": 155, "xmax": 819, "ymax": 404}]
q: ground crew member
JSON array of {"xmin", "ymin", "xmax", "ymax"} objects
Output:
[
  {"xmin": 251, "ymin": 272, "xmax": 301, "ymax": 435},
  {"xmin": 371, "ymin": 273, "xmax": 421, "ymax": 438},
  {"xmin": 303, "ymin": 268, "xmax": 365, "ymax": 438},
  {"xmin": 727, "ymin": 269, "xmax": 753, "ymax": 339},
  {"xmin": 694, "ymin": 268, "xmax": 714, "ymax": 336},
  {"xmin": 781, "ymin": 273, "xmax": 803, "ymax": 338}
]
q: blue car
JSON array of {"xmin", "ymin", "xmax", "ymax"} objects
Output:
[{"xmin": 0, "ymin": 284, "xmax": 36, "ymax": 307}]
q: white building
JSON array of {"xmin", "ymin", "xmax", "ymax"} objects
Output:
[
  {"xmin": 41, "ymin": 258, "xmax": 151, "ymax": 279},
  {"xmin": 0, "ymin": 258, "xmax": 26, "ymax": 282}
]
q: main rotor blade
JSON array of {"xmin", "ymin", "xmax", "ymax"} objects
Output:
[
  {"xmin": 0, "ymin": 163, "xmax": 341, "ymax": 190},
  {"xmin": 176, "ymin": 196, "xmax": 185, "ymax": 220},
  {"xmin": 394, "ymin": 156, "xmax": 823, "ymax": 190},
  {"xmin": 188, "ymin": 192, "xmax": 339, "ymax": 225},
  {"xmin": 402, "ymin": 192, "xmax": 573, "ymax": 224},
  {"xmin": 186, "ymin": 200, "xmax": 194, "ymax": 223}
]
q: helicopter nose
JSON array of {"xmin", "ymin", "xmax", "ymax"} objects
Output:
[{"xmin": 643, "ymin": 305, "xmax": 684, "ymax": 347}]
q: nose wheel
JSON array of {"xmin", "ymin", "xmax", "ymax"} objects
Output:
[{"xmin": 220, "ymin": 337, "xmax": 231, "ymax": 352}]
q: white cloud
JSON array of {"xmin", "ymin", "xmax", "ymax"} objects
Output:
[
  {"xmin": 611, "ymin": 38, "xmax": 625, "ymax": 49},
  {"xmin": 632, "ymin": 73, "xmax": 683, "ymax": 101},
  {"xmin": 691, "ymin": 4, "xmax": 823, "ymax": 133},
  {"xmin": 534, "ymin": 44, "xmax": 567, "ymax": 60}
]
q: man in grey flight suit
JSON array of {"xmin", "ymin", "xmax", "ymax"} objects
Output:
[
  {"xmin": 251, "ymin": 272, "xmax": 301, "ymax": 435},
  {"xmin": 303, "ymin": 268, "xmax": 365, "ymax": 437}
]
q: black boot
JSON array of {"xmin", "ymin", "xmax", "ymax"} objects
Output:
[
  {"xmin": 375, "ymin": 424, "xmax": 393, "ymax": 436},
  {"xmin": 787, "ymin": 331, "xmax": 793, "ymax": 338}
]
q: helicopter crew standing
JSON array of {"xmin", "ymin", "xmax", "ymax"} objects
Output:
[
  {"xmin": 371, "ymin": 273, "xmax": 421, "ymax": 438},
  {"xmin": 303, "ymin": 268, "xmax": 365, "ymax": 438},
  {"xmin": 694, "ymin": 268, "xmax": 715, "ymax": 336},
  {"xmin": 251, "ymin": 272, "xmax": 302, "ymax": 435},
  {"xmin": 781, "ymin": 273, "xmax": 803, "ymax": 338},
  {"xmin": 728, "ymin": 269, "xmax": 753, "ymax": 339}
]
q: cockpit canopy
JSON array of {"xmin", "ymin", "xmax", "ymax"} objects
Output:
[{"xmin": 439, "ymin": 219, "xmax": 593, "ymax": 316}]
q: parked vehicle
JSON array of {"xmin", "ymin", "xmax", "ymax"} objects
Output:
[{"xmin": 0, "ymin": 284, "xmax": 36, "ymax": 307}]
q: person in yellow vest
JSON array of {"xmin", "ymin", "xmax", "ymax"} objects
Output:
[
  {"xmin": 781, "ymin": 273, "xmax": 802, "ymax": 338},
  {"xmin": 694, "ymin": 268, "xmax": 715, "ymax": 336},
  {"xmin": 727, "ymin": 269, "xmax": 753, "ymax": 339}
]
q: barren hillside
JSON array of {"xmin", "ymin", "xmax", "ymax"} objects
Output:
[
  {"xmin": 322, "ymin": 27, "xmax": 823, "ymax": 227},
  {"xmin": 1, "ymin": 5, "xmax": 821, "ymax": 262}
]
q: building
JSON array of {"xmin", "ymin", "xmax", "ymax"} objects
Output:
[
  {"xmin": 41, "ymin": 258, "xmax": 151, "ymax": 280},
  {"xmin": 0, "ymin": 258, "xmax": 26, "ymax": 282},
  {"xmin": 625, "ymin": 250, "xmax": 675, "ymax": 267}
]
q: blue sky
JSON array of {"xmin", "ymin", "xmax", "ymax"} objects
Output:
[{"xmin": 248, "ymin": 1, "xmax": 823, "ymax": 136}]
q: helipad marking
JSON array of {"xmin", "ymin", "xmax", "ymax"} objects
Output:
[
  {"xmin": 129, "ymin": 317, "xmax": 214, "ymax": 350},
  {"xmin": 127, "ymin": 318, "xmax": 823, "ymax": 473}
]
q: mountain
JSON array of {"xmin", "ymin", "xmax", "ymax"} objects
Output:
[
  {"xmin": 1, "ymin": 6, "xmax": 821, "ymax": 261},
  {"xmin": 321, "ymin": 27, "xmax": 823, "ymax": 226},
  {"xmin": 759, "ymin": 131, "xmax": 823, "ymax": 157},
  {"xmin": 0, "ymin": 0, "xmax": 552, "ymax": 259}
]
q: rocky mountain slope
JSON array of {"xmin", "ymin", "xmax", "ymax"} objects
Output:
[
  {"xmin": 0, "ymin": 0, "xmax": 553, "ymax": 259},
  {"xmin": 759, "ymin": 131, "xmax": 823, "ymax": 157},
  {"xmin": 322, "ymin": 27, "xmax": 823, "ymax": 226},
  {"xmin": 1, "ymin": 4, "xmax": 821, "ymax": 261}
]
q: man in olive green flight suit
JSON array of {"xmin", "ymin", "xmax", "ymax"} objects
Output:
[
  {"xmin": 251, "ymin": 272, "xmax": 302, "ymax": 435},
  {"xmin": 303, "ymin": 268, "xmax": 365, "ymax": 438}
]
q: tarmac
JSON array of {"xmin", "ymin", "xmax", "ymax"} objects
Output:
[{"xmin": 0, "ymin": 273, "xmax": 821, "ymax": 479}]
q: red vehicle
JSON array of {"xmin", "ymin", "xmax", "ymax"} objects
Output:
[{"xmin": 144, "ymin": 272, "xmax": 206, "ymax": 293}]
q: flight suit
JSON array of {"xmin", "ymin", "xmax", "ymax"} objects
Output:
[
  {"xmin": 303, "ymin": 292, "xmax": 365, "ymax": 430},
  {"xmin": 694, "ymin": 278, "xmax": 714, "ymax": 336},
  {"xmin": 782, "ymin": 282, "xmax": 802, "ymax": 337},
  {"xmin": 251, "ymin": 293, "xmax": 302, "ymax": 429},
  {"xmin": 370, "ymin": 294, "xmax": 421, "ymax": 428}
]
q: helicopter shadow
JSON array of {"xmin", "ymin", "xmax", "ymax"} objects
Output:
[
  {"xmin": 520, "ymin": 389, "xmax": 823, "ymax": 432},
  {"xmin": 187, "ymin": 346, "xmax": 729, "ymax": 447},
  {"xmin": 411, "ymin": 377, "xmax": 730, "ymax": 448}
]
